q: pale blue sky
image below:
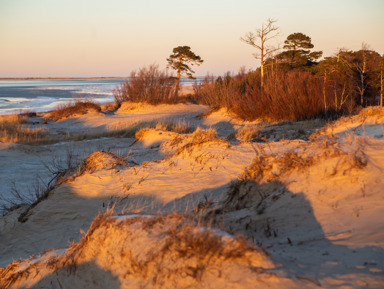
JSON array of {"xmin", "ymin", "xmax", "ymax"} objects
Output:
[{"xmin": 0, "ymin": 0, "xmax": 383, "ymax": 77}]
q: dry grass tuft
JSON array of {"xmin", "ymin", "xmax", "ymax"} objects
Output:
[
  {"xmin": 240, "ymin": 151, "xmax": 313, "ymax": 183},
  {"xmin": 47, "ymin": 98, "xmax": 101, "ymax": 120},
  {"xmin": 154, "ymin": 120, "xmax": 193, "ymax": 134},
  {"xmin": 0, "ymin": 114, "xmax": 49, "ymax": 144},
  {"xmin": 78, "ymin": 151, "xmax": 131, "ymax": 175},
  {"xmin": 223, "ymin": 180, "xmax": 285, "ymax": 213},
  {"xmin": 328, "ymin": 147, "xmax": 368, "ymax": 176},
  {"xmin": 134, "ymin": 120, "xmax": 194, "ymax": 142},
  {"xmin": 135, "ymin": 128, "xmax": 150, "ymax": 140},
  {"xmin": 191, "ymin": 127, "xmax": 217, "ymax": 142},
  {"xmin": 235, "ymin": 126, "xmax": 262, "ymax": 142},
  {"xmin": 274, "ymin": 151, "xmax": 314, "ymax": 175},
  {"xmin": 172, "ymin": 127, "xmax": 230, "ymax": 156},
  {"xmin": 241, "ymin": 155, "xmax": 273, "ymax": 183}
]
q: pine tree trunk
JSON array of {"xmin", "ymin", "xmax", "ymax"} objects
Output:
[
  {"xmin": 381, "ymin": 68, "xmax": 383, "ymax": 107},
  {"xmin": 176, "ymin": 70, "xmax": 180, "ymax": 97}
]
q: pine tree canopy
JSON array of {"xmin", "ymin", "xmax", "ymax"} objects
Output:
[
  {"xmin": 277, "ymin": 32, "xmax": 323, "ymax": 67},
  {"xmin": 283, "ymin": 32, "xmax": 314, "ymax": 51},
  {"xmin": 167, "ymin": 46, "xmax": 203, "ymax": 79}
]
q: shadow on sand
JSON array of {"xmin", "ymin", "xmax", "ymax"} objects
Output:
[
  {"xmin": 207, "ymin": 179, "xmax": 384, "ymax": 287},
  {"xmin": 1, "ymin": 177, "xmax": 383, "ymax": 287}
]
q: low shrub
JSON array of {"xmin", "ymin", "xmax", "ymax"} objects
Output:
[
  {"xmin": 113, "ymin": 64, "xmax": 177, "ymax": 105},
  {"xmin": 195, "ymin": 70, "xmax": 357, "ymax": 122}
]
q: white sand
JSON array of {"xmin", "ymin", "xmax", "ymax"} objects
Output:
[{"xmin": 1, "ymin": 105, "xmax": 384, "ymax": 288}]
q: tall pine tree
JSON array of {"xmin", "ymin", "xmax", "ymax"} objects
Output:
[{"xmin": 167, "ymin": 46, "xmax": 203, "ymax": 94}]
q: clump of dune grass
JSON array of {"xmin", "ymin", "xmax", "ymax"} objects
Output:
[
  {"xmin": 135, "ymin": 120, "xmax": 194, "ymax": 141},
  {"xmin": 0, "ymin": 113, "xmax": 49, "ymax": 144},
  {"xmin": 190, "ymin": 127, "xmax": 217, "ymax": 142},
  {"xmin": 155, "ymin": 120, "xmax": 193, "ymax": 133},
  {"xmin": 0, "ymin": 212, "xmax": 271, "ymax": 289},
  {"xmin": 235, "ymin": 126, "xmax": 263, "ymax": 142},
  {"xmin": 171, "ymin": 127, "xmax": 231, "ymax": 157},
  {"xmin": 77, "ymin": 151, "xmax": 132, "ymax": 175},
  {"xmin": 241, "ymin": 155, "xmax": 274, "ymax": 182},
  {"xmin": 48, "ymin": 97, "xmax": 101, "ymax": 120}
]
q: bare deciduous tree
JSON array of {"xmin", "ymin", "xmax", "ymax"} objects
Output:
[
  {"xmin": 241, "ymin": 18, "xmax": 280, "ymax": 87},
  {"xmin": 339, "ymin": 43, "xmax": 370, "ymax": 105}
]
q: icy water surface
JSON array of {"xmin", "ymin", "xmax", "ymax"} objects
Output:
[{"xmin": 0, "ymin": 78, "xmax": 201, "ymax": 114}]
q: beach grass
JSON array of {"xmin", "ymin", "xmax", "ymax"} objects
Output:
[{"xmin": 0, "ymin": 113, "xmax": 49, "ymax": 144}]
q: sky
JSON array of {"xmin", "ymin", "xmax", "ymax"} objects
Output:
[{"xmin": 0, "ymin": 0, "xmax": 383, "ymax": 77}]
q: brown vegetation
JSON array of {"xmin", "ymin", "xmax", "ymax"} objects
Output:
[
  {"xmin": 0, "ymin": 114, "xmax": 48, "ymax": 144},
  {"xmin": 0, "ymin": 213, "xmax": 273, "ymax": 288},
  {"xmin": 195, "ymin": 70, "xmax": 357, "ymax": 122},
  {"xmin": 113, "ymin": 65, "xmax": 177, "ymax": 105},
  {"xmin": 48, "ymin": 98, "xmax": 101, "ymax": 120},
  {"xmin": 78, "ymin": 151, "xmax": 131, "ymax": 175}
]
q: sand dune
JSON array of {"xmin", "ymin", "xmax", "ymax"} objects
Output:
[{"xmin": 1, "ymin": 104, "xmax": 384, "ymax": 288}]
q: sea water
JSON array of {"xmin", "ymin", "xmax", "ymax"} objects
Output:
[{"xmin": 0, "ymin": 78, "xmax": 201, "ymax": 114}]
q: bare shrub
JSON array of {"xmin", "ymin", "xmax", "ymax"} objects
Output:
[
  {"xmin": 233, "ymin": 70, "xmax": 327, "ymax": 121},
  {"xmin": 328, "ymin": 147, "xmax": 368, "ymax": 176},
  {"xmin": 113, "ymin": 64, "xmax": 177, "ymax": 105},
  {"xmin": 194, "ymin": 74, "xmax": 242, "ymax": 110},
  {"xmin": 48, "ymin": 96, "xmax": 101, "ymax": 120},
  {"xmin": 0, "ymin": 150, "xmax": 79, "ymax": 217},
  {"xmin": 196, "ymin": 69, "xmax": 357, "ymax": 121}
]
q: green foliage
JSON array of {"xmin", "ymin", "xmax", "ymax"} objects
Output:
[
  {"xmin": 283, "ymin": 32, "xmax": 314, "ymax": 51},
  {"xmin": 167, "ymin": 46, "xmax": 203, "ymax": 80},
  {"xmin": 317, "ymin": 48, "xmax": 382, "ymax": 105}
]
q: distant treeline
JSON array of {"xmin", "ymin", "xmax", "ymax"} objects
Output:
[
  {"xmin": 0, "ymin": 77, "xmax": 129, "ymax": 81},
  {"xmin": 195, "ymin": 44, "xmax": 383, "ymax": 121}
]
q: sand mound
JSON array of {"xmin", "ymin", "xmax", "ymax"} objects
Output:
[
  {"xmin": 79, "ymin": 151, "xmax": 128, "ymax": 174},
  {"xmin": 1, "ymin": 213, "xmax": 304, "ymax": 289}
]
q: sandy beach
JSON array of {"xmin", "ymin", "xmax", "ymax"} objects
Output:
[{"xmin": 1, "ymin": 103, "xmax": 384, "ymax": 288}]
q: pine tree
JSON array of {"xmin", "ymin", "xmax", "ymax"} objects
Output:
[
  {"xmin": 167, "ymin": 46, "xmax": 203, "ymax": 94},
  {"xmin": 279, "ymin": 32, "xmax": 322, "ymax": 68}
]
